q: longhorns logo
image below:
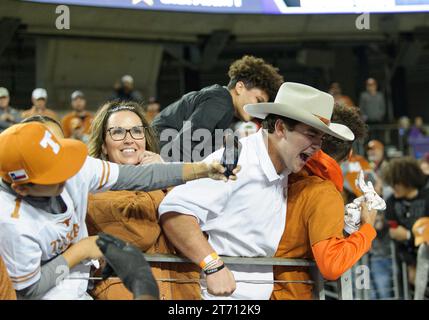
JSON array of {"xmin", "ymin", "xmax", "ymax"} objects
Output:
[
  {"xmin": 40, "ymin": 130, "xmax": 60, "ymax": 154},
  {"xmin": 58, "ymin": 218, "xmax": 72, "ymax": 227}
]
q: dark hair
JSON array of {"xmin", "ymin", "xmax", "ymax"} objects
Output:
[
  {"xmin": 88, "ymin": 100, "xmax": 159, "ymax": 160},
  {"xmin": 227, "ymin": 55, "xmax": 284, "ymax": 102},
  {"xmin": 382, "ymin": 157, "xmax": 426, "ymax": 189},
  {"xmin": 261, "ymin": 114, "xmax": 300, "ymax": 133},
  {"xmin": 321, "ymin": 104, "xmax": 367, "ymax": 162},
  {"xmin": 21, "ymin": 115, "xmax": 64, "ymax": 135}
]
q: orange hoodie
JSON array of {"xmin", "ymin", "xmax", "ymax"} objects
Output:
[
  {"xmin": 306, "ymin": 151, "xmax": 376, "ymax": 280},
  {"xmin": 272, "ymin": 151, "xmax": 376, "ymax": 300},
  {"xmin": 305, "ymin": 150, "xmax": 344, "ymax": 193}
]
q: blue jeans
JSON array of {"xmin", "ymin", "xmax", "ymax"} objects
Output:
[{"xmin": 370, "ymin": 257, "xmax": 394, "ymax": 299}]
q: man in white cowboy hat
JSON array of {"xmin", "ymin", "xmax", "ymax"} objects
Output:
[{"xmin": 158, "ymin": 82, "xmax": 354, "ymax": 300}]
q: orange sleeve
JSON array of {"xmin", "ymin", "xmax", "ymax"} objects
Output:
[
  {"xmin": 0, "ymin": 256, "xmax": 16, "ymax": 300},
  {"xmin": 311, "ymin": 224, "xmax": 377, "ymax": 280}
]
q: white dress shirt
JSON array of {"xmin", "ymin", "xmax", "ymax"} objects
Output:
[{"xmin": 158, "ymin": 129, "xmax": 289, "ymax": 300}]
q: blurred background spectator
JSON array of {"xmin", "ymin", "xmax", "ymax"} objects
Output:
[
  {"xmin": 110, "ymin": 75, "xmax": 143, "ymax": 103},
  {"xmin": 234, "ymin": 121, "xmax": 259, "ymax": 139},
  {"xmin": 359, "ymin": 78, "xmax": 386, "ymax": 124},
  {"xmin": 328, "ymin": 82, "xmax": 354, "ymax": 108},
  {"xmin": 408, "ymin": 116, "xmax": 427, "ymax": 140},
  {"xmin": 0, "ymin": 87, "xmax": 21, "ymax": 132},
  {"xmin": 383, "ymin": 157, "xmax": 429, "ymax": 294},
  {"xmin": 21, "ymin": 88, "xmax": 59, "ymax": 121},
  {"xmin": 369, "ymin": 211, "xmax": 395, "ymax": 300},
  {"xmin": 144, "ymin": 97, "xmax": 161, "ymax": 124},
  {"xmin": 366, "ymin": 140, "xmax": 394, "ymax": 199},
  {"xmin": 398, "ymin": 116, "xmax": 411, "ymax": 156},
  {"xmin": 61, "ymin": 90, "xmax": 94, "ymax": 143}
]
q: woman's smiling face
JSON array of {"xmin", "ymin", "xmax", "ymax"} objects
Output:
[{"xmin": 102, "ymin": 110, "xmax": 147, "ymax": 165}]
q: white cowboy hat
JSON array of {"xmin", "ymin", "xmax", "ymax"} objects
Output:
[{"xmin": 244, "ymin": 82, "xmax": 354, "ymax": 141}]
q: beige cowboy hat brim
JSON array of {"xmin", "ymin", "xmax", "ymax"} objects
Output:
[{"xmin": 244, "ymin": 102, "xmax": 354, "ymax": 141}]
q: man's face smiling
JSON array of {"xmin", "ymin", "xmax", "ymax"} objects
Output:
[{"xmin": 277, "ymin": 122, "xmax": 325, "ymax": 173}]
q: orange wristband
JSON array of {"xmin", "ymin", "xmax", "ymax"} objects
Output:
[{"xmin": 199, "ymin": 252, "xmax": 219, "ymax": 269}]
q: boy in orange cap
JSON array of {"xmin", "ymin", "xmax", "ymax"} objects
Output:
[{"xmin": 0, "ymin": 122, "xmax": 237, "ymax": 300}]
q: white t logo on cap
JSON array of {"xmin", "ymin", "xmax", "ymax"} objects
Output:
[{"xmin": 40, "ymin": 130, "xmax": 60, "ymax": 154}]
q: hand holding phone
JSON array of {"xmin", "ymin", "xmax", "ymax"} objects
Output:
[{"xmin": 220, "ymin": 133, "xmax": 242, "ymax": 178}]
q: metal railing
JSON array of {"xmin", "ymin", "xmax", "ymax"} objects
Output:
[
  {"xmin": 414, "ymin": 244, "xmax": 429, "ymax": 300},
  {"xmin": 143, "ymin": 253, "xmax": 353, "ymax": 300}
]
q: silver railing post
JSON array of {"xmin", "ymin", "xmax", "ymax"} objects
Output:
[
  {"xmin": 390, "ymin": 240, "xmax": 400, "ymax": 299},
  {"xmin": 337, "ymin": 269, "xmax": 353, "ymax": 300},
  {"xmin": 402, "ymin": 261, "xmax": 410, "ymax": 300},
  {"xmin": 414, "ymin": 243, "xmax": 429, "ymax": 300},
  {"xmin": 311, "ymin": 266, "xmax": 325, "ymax": 300}
]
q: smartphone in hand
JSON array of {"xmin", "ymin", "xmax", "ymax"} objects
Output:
[{"xmin": 220, "ymin": 133, "xmax": 242, "ymax": 177}]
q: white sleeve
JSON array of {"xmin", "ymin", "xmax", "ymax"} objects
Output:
[
  {"xmin": 77, "ymin": 156, "xmax": 120, "ymax": 193},
  {"xmin": 158, "ymin": 148, "xmax": 230, "ymax": 225},
  {"xmin": 0, "ymin": 223, "xmax": 42, "ymax": 290}
]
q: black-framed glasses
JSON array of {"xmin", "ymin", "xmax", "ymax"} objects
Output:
[{"xmin": 106, "ymin": 126, "xmax": 146, "ymax": 141}]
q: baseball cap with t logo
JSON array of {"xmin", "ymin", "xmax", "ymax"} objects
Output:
[{"xmin": 0, "ymin": 122, "xmax": 87, "ymax": 185}]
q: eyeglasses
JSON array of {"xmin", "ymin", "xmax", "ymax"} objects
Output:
[{"xmin": 106, "ymin": 126, "xmax": 146, "ymax": 141}]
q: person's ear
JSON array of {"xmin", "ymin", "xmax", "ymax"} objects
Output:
[
  {"xmin": 274, "ymin": 119, "xmax": 287, "ymax": 139},
  {"xmin": 11, "ymin": 183, "xmax": 30, "ymax": 197},
  {"xmin": 234, "ymin": 81, "xmax": 246, "ymax": 95}
]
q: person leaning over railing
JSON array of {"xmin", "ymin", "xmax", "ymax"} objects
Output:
[
  {"xmin": 272, "ymin": 105, "xmax": 380, "ymax": 300},
  {"xmin": 85, "ymin": 101, "xmax": 201, "ymax": 300}
]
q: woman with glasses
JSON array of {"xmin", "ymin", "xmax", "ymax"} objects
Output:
[{"xmin": 86, "ymin": 101, "xmax": 203, "ymax": 300}]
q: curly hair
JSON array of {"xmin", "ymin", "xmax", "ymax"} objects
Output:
[
  {"xmin": 88, "ymin": 100, "xmax": 159, "ymax": 160},
  {"xmin": 382, "ymin": 157, "xmax": 426, "ymax": 189},
  {"xmin": 227, "ymin": 55, "xmax": 284, "ymax": 102},
  {"xmin": 321, "ymin": 104, "xmax": 367, "ymax": 162}
]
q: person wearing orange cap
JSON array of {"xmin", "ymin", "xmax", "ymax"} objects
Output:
[
  {"xmin": 0, "ymin": 122, "xmax": 238, "ymax": 300},
  {"xmin": 272, "ymin": 105, "xmax": 379, "ymax": 300}
]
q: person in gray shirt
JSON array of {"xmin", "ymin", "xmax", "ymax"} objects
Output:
[
  {"xmin": 0, "ymin": 87, "xmax": 22, "ymax": 132},
  {"xmin": 359, "ymin": 78, "xmax": 386, "ymax": 123}
]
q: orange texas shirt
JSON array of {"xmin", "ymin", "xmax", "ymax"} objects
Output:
[{"xmin": 272, "ymin": 151, "xmax": 376, "ymax": 300}]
